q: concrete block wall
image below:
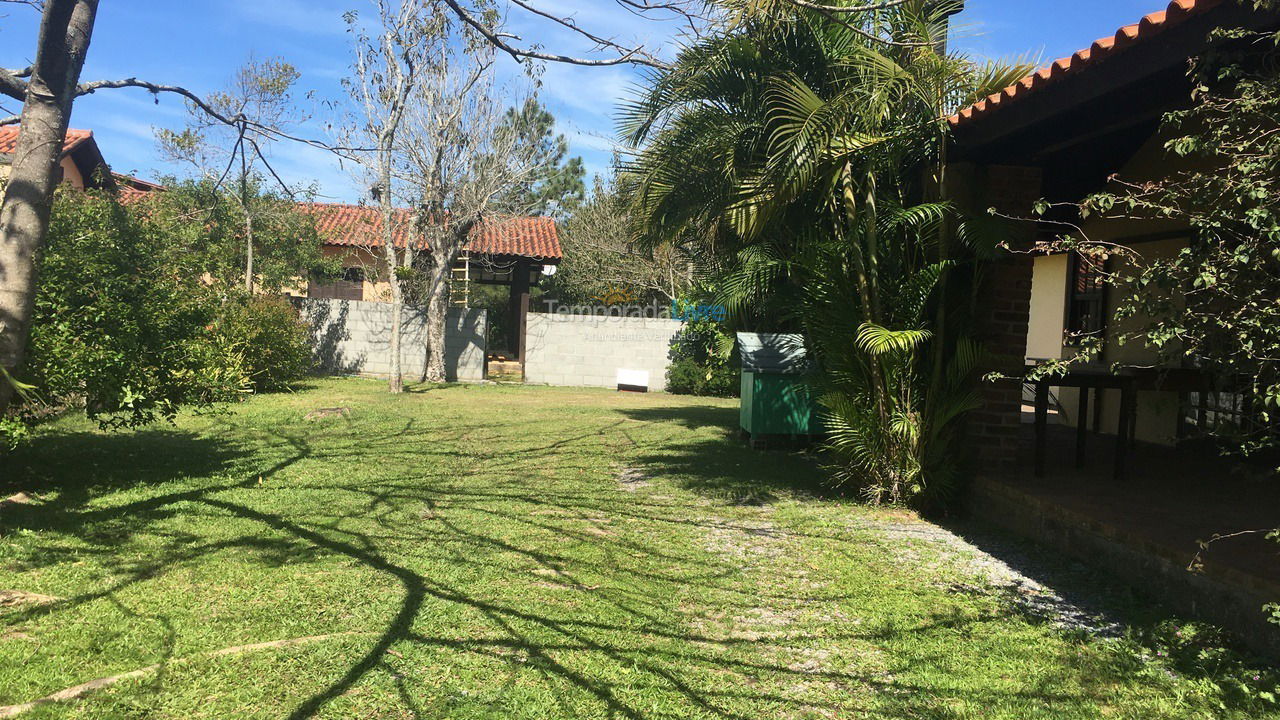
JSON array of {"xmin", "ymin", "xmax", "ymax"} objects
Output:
[
  {"xmin": 524, "ymin": 313, "xmax": 684, "ymax": 391},
  {"xmin": 297, "ymin": 298, "xmax": 486, "ymax": 382}
]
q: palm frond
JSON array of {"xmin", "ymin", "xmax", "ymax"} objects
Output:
[{"xmin": 855, "ymin": 322, "xmax": 933, "ymax": 356}]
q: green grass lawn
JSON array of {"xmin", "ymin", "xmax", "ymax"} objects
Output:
[{"xmin": 0, "ymin": 378, "xmax": 1273, "ymax": 719}]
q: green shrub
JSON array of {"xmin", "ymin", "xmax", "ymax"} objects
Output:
[
  {"xmin": 25, "ymin": 189, "xmax": 238, "ymax": 427},
  {"xmin": 0, "ymin": 416, "xmax": 31, "ymax": 452},
  {"xmin": 665, "ymin": 358, "xmax": 705, "ymax": 396},
  {"xmin": 666, "ymin": 312, "xmax": 738, "ymax": 397},
  {"xmin": 212, "ymin": 295, "xmax": 313, "ymax": 392}
]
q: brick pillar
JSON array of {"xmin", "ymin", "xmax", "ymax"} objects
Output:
[{"xmin": 968, "ymin": 165, "xmax": 1041, "ymax": 475}]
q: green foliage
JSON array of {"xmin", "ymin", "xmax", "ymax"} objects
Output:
[
  {"xmin": 0, "ymin": 416, "xmax": 31, "ymax": 452},
  {"xmin": 210, "ymin": 296, "xmax": 314, "ymax": 393},
  {"xmin": 1082, "ymin": 24, "xmax": 1280, "ymax": 459},
  {"xmin": 626, "ymin": 5, "xmax": 1025, "ymax": 506},
  {"xmin": 144, "ymin": 176, "xmax": 332, "ymax": 293},
  {"xmin": 666, "ymin": 308, "xmax": 738, "ymax": 397},
  {"xmin": 9, "ymin": 184, "xmax": 322, "ymax": 435},
  {"xmin": 25, "ymin": 189, "xmax": 238, "ymax": 428},
  {"xmin": 492, "ymin": 98, "xmax": 586, "ymax": 218}
]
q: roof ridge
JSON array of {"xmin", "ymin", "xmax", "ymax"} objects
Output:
[{"xmin": 949, "ymin": 0, "xmax": 1225, "ymax": 127}]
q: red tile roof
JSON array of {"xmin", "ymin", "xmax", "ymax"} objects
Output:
[
  {"xmin": 469, "ymin": 216, "xmax": 562, "ymax": 260},
  {"xmin": 297, "ymin": 202, "xmax": 562, "ymax": 260},
  {"xmin": 949, "ymin": 0, "xmax": 1225, "ymax": 127},
  {"xmin": 0, "ymin": 127, "xmax": 95, "ymax": 155},
  {"xmin": 112, "ymin": 173, "xmax": 163, "ymax": 205}
]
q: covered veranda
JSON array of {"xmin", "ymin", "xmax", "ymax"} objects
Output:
[{"xmin": 951, "ymin": 0, "xmax": 1280, "ymax": 657}]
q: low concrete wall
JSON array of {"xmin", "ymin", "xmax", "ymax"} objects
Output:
[
  {"xmin": 524, "ymin": 312, "xmax": 684, "ymax": 391},
  {"xmin": 297, "ymin": 298, "xmax": 486, "ymax": 382},
  {"xmin": 967, "ymin": 477, "xmax": 1280, "ymax": 660}
]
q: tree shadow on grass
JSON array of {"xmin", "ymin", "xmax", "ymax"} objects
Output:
[
  {"xmin": 3, "ymin": 428, "xmax": 247, "ymax": 500},
  {"xmin": 615, "ymin": 405, "xmax": 848, "ymax": 506},
  {"xmin": 2, "ymin": 403, "xmax": 1212, "ymax": 720}
]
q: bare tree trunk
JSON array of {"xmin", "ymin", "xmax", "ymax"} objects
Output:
[
  {"xmin": 244, "ymin": 210, "xmax": 255, "ymax": 293},
  {"xmin": 424, "ymin": 251, "xmax": 450, "ymax": 384},
  {"xmin": 0, "ymin": 0, "xmax": 98, "ymax": 413},
  {"xmin": 424, "ymin": 226, "xmax": 471, "ymax": 383},
  {"xmin": 377, "ymin": 147, "xmax": 403, "ymax": 394},
  {"xmin": 240, "ymin": 149, "xmax": 255, "ymax": 293}
]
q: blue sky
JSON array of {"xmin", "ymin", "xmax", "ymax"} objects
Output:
[{"xmin": 1, "ymin": 0, "xmax": 1173, "ymax": 202}]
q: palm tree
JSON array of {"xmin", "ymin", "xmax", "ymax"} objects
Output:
[{"xmin": 623, "ymin": 1, "xmax": 1032, "ymax": 506}]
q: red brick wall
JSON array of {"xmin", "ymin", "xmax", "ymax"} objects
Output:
[
  {"xmin": 971, "ymin": 255, "xmax": 1034, "ymax": 473},
  {"xmin": 968, "ymin": 165, "xmax": 1041, "ymax": 475}
]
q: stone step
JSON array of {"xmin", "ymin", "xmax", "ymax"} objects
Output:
[{"xmin": 487, "ymin": 360, "xmax": 524, "ymax": 381}]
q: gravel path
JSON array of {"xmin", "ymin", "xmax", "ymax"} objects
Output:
[{"xmin": 850, "ymin": 514, "xmax": 1124, "ymax": 636}]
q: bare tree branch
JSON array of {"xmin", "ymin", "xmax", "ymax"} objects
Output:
[
  {"xmin": 436, "ymin": 0, "xmax": 940, "ymax": 68},
  {"xmin": 439, "ymin": 0, "xmax": 670, "ymax": 68},
  {"xmin": 505, "ymin": 0, "xmax": 668, "ymax": 67}
]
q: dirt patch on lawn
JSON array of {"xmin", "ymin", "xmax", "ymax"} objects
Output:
[
  {"xmin": 0, "ymin": 493, "xmax": 33, "ymax": 509},
  {"xmin": 615, "ymin": 467, "xmax": 651, "ymax": 492},
  {"xmin": 0, "ymin": 590, "xmax": 58, "ymax": 609}
]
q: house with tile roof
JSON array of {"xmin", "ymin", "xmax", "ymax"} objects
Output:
[
  {"xmin": 1, "ymin": 126, "xmax": 166, "ymax": 209},
  {"xmin": 0, "ymin": 127, "xmax": 116, "ymax": 191},
  {"xmin": 949, "ymin": 0, "xmax": 1280, "ymax": 658},
  {"xmin": 294, "ymin": 202, "xmax": 562, "ymax": 361}
]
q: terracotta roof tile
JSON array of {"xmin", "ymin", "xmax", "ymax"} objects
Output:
[
  {"xmin": 297, "ymin": 202, "xmax": 562, "ymax": 260},
  {"xmin": 949, "ymin": 0, "xmax": 1225, "ymax": 127},
  {"xmin": 0, "ymin": 127, "xmax": 94, "ymax": 155},
  {"xmin": 116, "ymin": 186, "xmax": 156, "ymax": 205},
  {"xmin": 111, "ymin": 173, "xmax": 163, "ymax": 205}
]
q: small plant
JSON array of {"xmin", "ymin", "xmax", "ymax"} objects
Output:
[
  {"xmin": 666, "ymin": 306, "xmax": 737, "ymax": 397},
  {"xmin": 1129, "ymin": 620, "xmax": 1280, "ymax": 712},
  {"xmin": 211, "ymin": 295, "xmax": 314, "ymax": 393},
  {"xmin": 0, "ymin": 416, "xmax": 31, "ymax": 452}
]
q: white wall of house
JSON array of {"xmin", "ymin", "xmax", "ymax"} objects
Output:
[{"xmin": 1026, "ymin": 253, "xmax": 1068, "ymax": 362}]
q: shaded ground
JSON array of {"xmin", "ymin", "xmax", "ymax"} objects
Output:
[
  {"xmin": 0, "ymin": 379, "xmax": 1274, "ymax": 719},
  {"xmin": 1011, "ymin": 423, "xmax": 1280, "ymax": 588}
]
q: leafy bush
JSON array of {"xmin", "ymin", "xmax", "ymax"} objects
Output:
[
  {"xmin": 0, "ymin": 415, "xmax": 31, "ymax": 452},
  {"xmin": 24, "ymin": 189, "xmax": 238, "ymax": 428},
  {"xmin": 666, "ymin": 312, "xmax": 737, "ymax": 397},
  {"xmin": 211, "ymin": 295, "xmax": 313, "ymax": 392}
]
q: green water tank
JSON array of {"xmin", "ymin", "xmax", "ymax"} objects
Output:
[{"xmin": 737, "ymin": 333, "xmax": 823, "ymax": 440}]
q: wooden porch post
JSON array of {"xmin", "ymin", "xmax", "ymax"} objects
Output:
[{"xmin": 507, "ymin": 258, "xmax": 530, "ymax": 360}]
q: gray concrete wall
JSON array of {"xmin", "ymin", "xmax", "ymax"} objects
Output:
[
  {"xmin": 297, "ymin": 298, "xmax": 486, "ymax": 382},
  {"xmin": 524, "ymin": 312, "xmax": 684, "ymax": 391}
]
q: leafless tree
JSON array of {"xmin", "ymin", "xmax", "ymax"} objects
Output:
[
  {"xmin": 339, "ymin": 0, "xmax": 435, "ymax": 393},
  {"xmin": 341, "ymin": 0, "xmax": 551, "ymax": 387},
  {"xmin": 435, "ymin": 0, "xmax": 939, "ymax": 69},
  {"xmin": 395, "ymin": 25, "xmax": 548, "ymax": 384}
]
